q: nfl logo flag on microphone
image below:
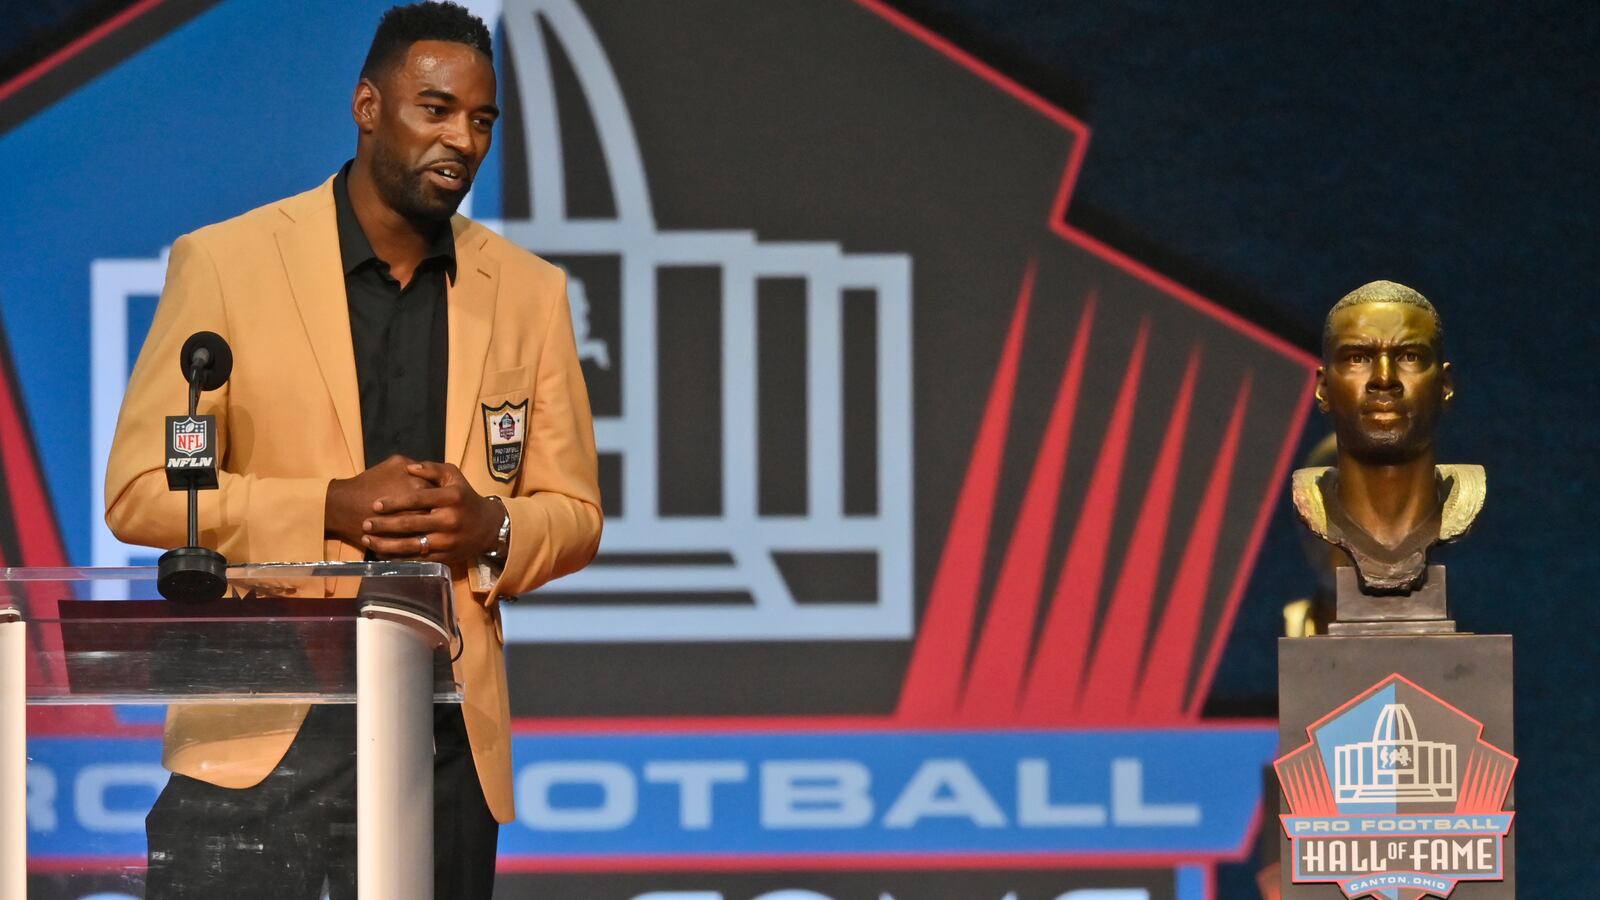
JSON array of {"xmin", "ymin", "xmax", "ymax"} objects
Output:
[{"xmin": 164, "ymin": 415, "xmax": 216, "ymax": 489}]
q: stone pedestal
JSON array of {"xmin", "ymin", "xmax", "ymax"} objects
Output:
[{"xmin": 1278, "ymin": 634, "xmax": 1515, "ymax": 899}]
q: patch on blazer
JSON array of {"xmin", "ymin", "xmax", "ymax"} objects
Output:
[{"xmin": 482, "ymin": 400, "xmax": 528, "ymax": 482}]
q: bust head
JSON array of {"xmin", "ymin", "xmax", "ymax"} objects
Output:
[
  {"xmin": 1316, "ymin": 281, "xmax": 1453, "ymax": 465},
  {"xmin": 1295, "ymin": 282, "xmax": 1484, "ymax": 599}
]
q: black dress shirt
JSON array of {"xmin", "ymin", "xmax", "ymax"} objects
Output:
[{"xmin": 333, "ymin": 163, "xmax": 452, "ymax": 468}]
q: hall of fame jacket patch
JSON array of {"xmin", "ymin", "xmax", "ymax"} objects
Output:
[{"xmin": 482, "ymin": 399, "xmax": 528, "ymax": 483}]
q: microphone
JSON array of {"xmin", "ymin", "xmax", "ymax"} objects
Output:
[
  {"xmin": 180, "ymin": 331, "xmax": 233, "ymax": 393},
  {"xmin": 158, "ymin": 332, "xmax": 234, "ymax": 603}
]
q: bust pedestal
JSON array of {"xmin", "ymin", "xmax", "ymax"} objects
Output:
[{"xmin": 1277, "ymin": 624, "xmax": 1516, "ymax": 898}]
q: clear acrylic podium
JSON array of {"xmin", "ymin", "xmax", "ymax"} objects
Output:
[{"xmin": 0, "ymin": 562, "xmax": 460, "ymax": 900}]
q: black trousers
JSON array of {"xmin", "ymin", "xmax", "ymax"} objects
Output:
[{"xmin": 144, "ymin": 704, "xmax": 498, "ymax": 900}]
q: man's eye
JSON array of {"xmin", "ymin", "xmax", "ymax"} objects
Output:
[
  {"xmin": 1398, "ymin": 351, "xmax": 1421, "ymax": 364},
  {"xmin": 424, "ymin": 105, "xmax": 446, "ymax": 116},
  {"xmin": 473, "ymin": 117, "xmax": 495, "ymax": 130},
  {"xmin": 1347, "ymin": 354, "xmax": 1370, "ymax": 365}
]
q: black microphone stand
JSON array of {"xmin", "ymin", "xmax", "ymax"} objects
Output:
[
  {"xmin": 157, "ymin": 345, "xmax": 229, "ymax": 603},
  {"xmin": 183, "ymin": 352, "xmax": 206, "ymax": 549}
]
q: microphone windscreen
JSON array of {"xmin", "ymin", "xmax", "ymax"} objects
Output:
[{"xmin": 178, "ymin": 331, "xmax": 233, "ymax": 391}]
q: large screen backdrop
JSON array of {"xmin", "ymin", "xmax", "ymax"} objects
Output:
[{"xmin": 0, "ymin": 2, "xmax": 1320, "ymax": 898}]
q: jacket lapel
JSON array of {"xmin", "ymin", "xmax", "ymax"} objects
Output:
[
  {"xmin": 274, "ymin": 180, "xmax": 364, "ymax": 473},
  {"xmin": 446, "ymin": 219, "xmax": 499, "ymax": 469}
]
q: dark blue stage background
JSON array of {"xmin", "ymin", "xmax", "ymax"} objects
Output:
[{"xmin": 889, "ymin": 1, "xmax": 1597, "ymax": 892}]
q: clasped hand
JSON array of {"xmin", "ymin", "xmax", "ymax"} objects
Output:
[{"xmin": 325, "ymin": 454, "xmax": 501, "ymax": 567}]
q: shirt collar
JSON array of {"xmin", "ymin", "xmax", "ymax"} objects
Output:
[{"xmin": 333, "ymin": 161, "xmax": 457, "ymax": 284}]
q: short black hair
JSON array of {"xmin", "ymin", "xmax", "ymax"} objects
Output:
[
  {"xmin": 360, "ymin": 1, "xmax": 493, "ymax": 81},
  {"xmin": 1322, "ymin": 280, "xmax": 1444, "ymax": 360}
]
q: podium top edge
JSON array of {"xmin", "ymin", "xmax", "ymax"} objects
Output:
[{"xmin": 0, "ymin": 561, "xmax": 451, "ymax": 582}]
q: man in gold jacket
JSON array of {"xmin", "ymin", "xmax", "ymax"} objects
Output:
[{"xmin": 103, "ymin": 4, "xmax": 600, "ymax": 897}]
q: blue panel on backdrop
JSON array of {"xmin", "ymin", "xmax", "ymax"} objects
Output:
[
  {"xmin": 495, "ymin": 726, "xmax": 1275, "ymax": 860},
  {"xmin": 25, "ymin": 737, "xmax": 165, "ymax": 857},
  {"xmin": 25, "ymin": 727, "xmax": 1274, "ymax": 864}
]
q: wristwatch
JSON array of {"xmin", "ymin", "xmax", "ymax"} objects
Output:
[{"xmin": 484, "ymin": 495, "xmax": 511, "ymax": 562}]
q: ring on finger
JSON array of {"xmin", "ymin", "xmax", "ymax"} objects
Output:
[{"xmin": 418, "ymin": 534, "xmax": 430, "ymax": 551}]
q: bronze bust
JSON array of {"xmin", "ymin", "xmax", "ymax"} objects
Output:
[{"xmin": 1291, "ymin": 281, "xmax": 1485, "ymax": 593}]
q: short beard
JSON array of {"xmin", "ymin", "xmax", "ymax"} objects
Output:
[{"xmin": 370, "ymin": 139, "xmax": 466, "ymax": 224}]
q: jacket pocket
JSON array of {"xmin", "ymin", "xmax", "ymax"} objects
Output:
[{"xmin": 479, "ymin": 366, "xmax": 529, "ymax": 398}]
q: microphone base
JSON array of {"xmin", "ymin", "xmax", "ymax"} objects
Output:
[{"xmin": 158, "ymin": 546, "xmax": 228, "ymax": 603}]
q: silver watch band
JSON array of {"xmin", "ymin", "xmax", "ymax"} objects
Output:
[{"xmin": 485, "ymin": 495, "xmax": 511, "ymax": 561}]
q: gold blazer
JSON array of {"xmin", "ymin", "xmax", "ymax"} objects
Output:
[{"xmin": 104, "ymin": 177, "xmax": 602, "ymax": 823}]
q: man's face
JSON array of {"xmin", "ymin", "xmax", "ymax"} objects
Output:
[
  {"xmin": 1316, "ymin": 302, "xmax": 1453, "ymax": 465},
  {"xmin": 359, "ymin": 39, "xmax": 498, "ymax": 222}
]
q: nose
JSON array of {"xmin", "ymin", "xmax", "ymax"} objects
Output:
[
  {"xmin": 1368, "ymin": 352, "xmax": 1399, "ymax": 392},
  {"xmin": 441, "ymin": 114, "xmax": 472, "ymax": 155}
]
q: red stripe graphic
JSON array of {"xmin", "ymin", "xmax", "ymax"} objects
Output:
[
  {"xmin": 1184, "ymin": 373, "xmax": 1315, "ymax": 718},
  {"xmin": 854, "ymin": 0, "xmax": 1318, "ymax": 371},
  {"xmin": 1279, "ymin": 761, "xmax": 1299, "ymax": 810},
  {"xmin": 1132, "ymin": 375, "xmax": 1251, "ymax": 719},
  {"xmin": 1295, "ymin": 761, "xmax": 1316, "ymax": 814},
  {"xmin": 1490, "ymin": 765, "xmax": 1510, "ymax": 812},
  {"xmin": 1476, "ymin": 752, "xmax": 1497, "ymax": 810},
  {"xmin": 0, "ymin": 356, "xmax": 67, "ymax": 682},
  {"xmin": 1286, "ymin": 759, "xmax": 1308, "ymax": 812},
  {"xmin": 0, "ymin": 326, "xmax": 118, "ymax": 732},
  {"xmin": 1309, "ymin": 756, "xmax": 1337, "ymax": 816},
  {"xmin": 1076, "ymin": 347, "xmax": 1201, "ymax": 721},
  {"xmin": 1280, "ymin": 752, "xmax": 1305, "ymax": 810},
  {"xmin": 957, "ymin": 293, "xmax": 1097, "ymax": 723},
  {"xmin": 1482, "ymin": 753, "xmax": 1503, "ymax": 810},
  {"xmin": 1276, "ymin": 745, "xmax": 1336, "ymax": 817},
  {"xmin": 897, "ymin": 261, "xmax": 1038, "ymax": 722},
  {"xmin": 1458, "ymin": 750, "xmax": 1480, "ymax": 810},
  {"xmin": 1456, "ymin": 741, "xmax": 1516, "ymax": 814},
  {"xmin": 1018, "ymin": 319, "xmax": 1151, "ymax": 724},
  {"xmin": 1486, "ymin": 747, "xmax": 1515, "ymax": 812},
  {"xmin": 0, "ymin": 0, "xmax": 167, "ymax": 105},
  {"xmin": 1463, "ymin": 749, "xmax": 1489, "ymax": 811}
]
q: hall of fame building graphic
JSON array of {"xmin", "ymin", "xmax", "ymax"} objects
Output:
[
  {"xmin": 1334, "ymin": 702, "xmax": 1456, "ymax": 805},
  {"xmin": 1275, "ymin": 675, "xmax": 1516, "ymax": 900},
  {"xmin": 3, "ymin": 0, "xmax": 1332, "ymax": 896}
]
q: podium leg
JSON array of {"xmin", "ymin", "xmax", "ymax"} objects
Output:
[
  {"xmin": 1, "ymin": 616, "xmax": 24, "ymax": 900},
  {"xmin": 357, "ymin": 614, "xmax": 433, "ymax": 900}
]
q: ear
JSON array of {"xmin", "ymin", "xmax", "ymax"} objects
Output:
[
  {"xmin": 1440, "ymin": 361, "xmax": 1454, "ymax": 404},
  {"xmin": 352, "ymin": 78, "xmax": 380, "ymax": 133},
  {"xmin": 1314, "ymin": 366, "xmax": 1330, "ymax": 412}
]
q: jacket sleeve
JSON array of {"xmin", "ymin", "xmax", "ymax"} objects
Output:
[
  {"xmin": 485, "ymin": 271, "xmax": 603, "ymax": 603},
  {"xmin": 103, "ymin": 234, "xmax": 330, "ymax": 563}
]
